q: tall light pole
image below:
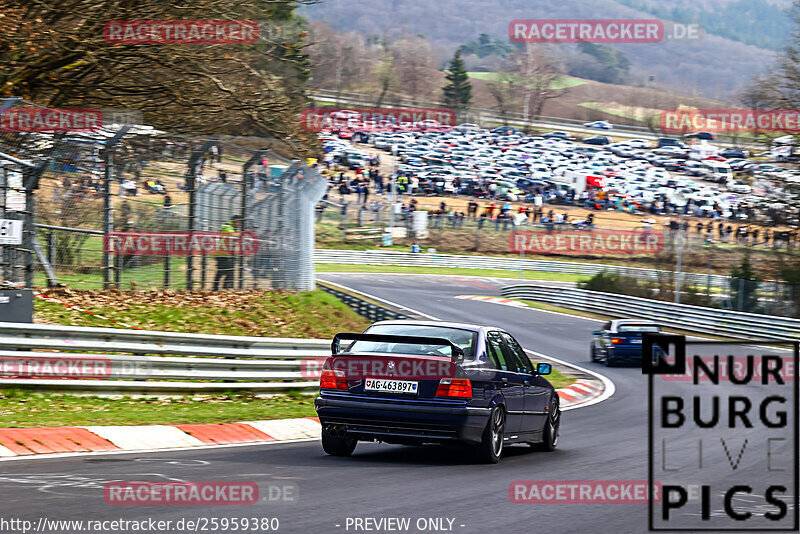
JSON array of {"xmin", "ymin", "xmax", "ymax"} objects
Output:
[
  {"xmin": 670, "ymin": 191, "xmax": 688, "ymax": 303},
  {"xmin": 389, "ymin": 144, "xmax": 398, "ymax": 231}
]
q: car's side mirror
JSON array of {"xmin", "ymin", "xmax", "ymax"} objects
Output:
[
  {"xmin": 536, "ymin": 363, "xmax": 552, "ymax": 375},
  {"xmin": 592, "ymin": 331, "xmax": 602, "ymax": 335}
]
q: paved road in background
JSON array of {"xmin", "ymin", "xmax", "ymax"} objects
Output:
[{"xmin": 0, "ymin": 273, "xmax": 793, "ymax": 533}]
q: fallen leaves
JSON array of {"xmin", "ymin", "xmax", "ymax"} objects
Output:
[{"xmin": 35, "ymin": 288, "xmax": 370, "ymax": 338}]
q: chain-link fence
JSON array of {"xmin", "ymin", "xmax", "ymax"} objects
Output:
[{"xmin": 0, "ymin": 98, "xmax": 326, "ymax": 292}]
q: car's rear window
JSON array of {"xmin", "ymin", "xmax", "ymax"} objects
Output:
[
  {"xmin": 353, "ymin": 325, "xmax": 478, "ymax": 358},
  {"xmin": 618, "ymin": 324, "xmax": 661, "ymax": 333}
]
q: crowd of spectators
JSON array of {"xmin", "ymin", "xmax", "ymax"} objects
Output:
[{"xmin": 319, "ymin": 155, "xmax": 798, "ymax": 249}]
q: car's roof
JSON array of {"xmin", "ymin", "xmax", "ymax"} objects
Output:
[
  {"xmin": 370, "ymin": 319, "xmax": 502, "ymax": 334},
  {"xmin": 611, "ymin": 319, "xmax": 660, "ymax": 327}
]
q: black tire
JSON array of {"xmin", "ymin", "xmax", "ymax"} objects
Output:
[
  {"xmin": 322, "ymin": 429, "xmax": 357, "ymax": 457},
  {"xmin": 474, "ymin": 406, "xmax": 505, "ymax": 464},
  {"xmin": 590, "ymin": 344, "xmax": 598, "ymax": 363},
  {"xmin": 533, "ymin": 398, "xmax": 560, "ymax": 452}
]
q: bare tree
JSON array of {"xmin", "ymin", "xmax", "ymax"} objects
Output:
[
  {"xmin": 308, "ymin": 21, "xmax": 372, "ymax": 98},
  {"xmin": 392, "ymin": 35, "xmax": 436, "ymax": 100},
  {"xmin": 374, "ymin": 45, "xmax": 397, "ymax": 108},
  {"xmin": 486, "ymin": 72, "xmax": 521, "ymax": 126},
  {"xmin": 738, "ymin": 76, "xmax": 782, "ymax": 145},
  {"xmin": 510, "ymin": 44, "xmax": 568, "ymax": 124},
  {"xmin": 0, "ymin": 0, "xmax": 316, "ymax": 152}
]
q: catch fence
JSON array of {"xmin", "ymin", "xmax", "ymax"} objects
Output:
[{"xmin": 0, "ymin": 98, "xmax": 326, "ymax": 291}]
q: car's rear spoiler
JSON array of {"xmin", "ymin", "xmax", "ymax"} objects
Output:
[{"xmin": 331, "ymin": 333, "xmax": 465, "ymax": 361}]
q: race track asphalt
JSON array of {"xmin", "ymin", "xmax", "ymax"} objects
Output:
[{"xmin": 0, "ymin": 273, "xmax": 795, "ymax": 534}]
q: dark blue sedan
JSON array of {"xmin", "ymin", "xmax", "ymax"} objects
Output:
[
  {"xmin": 315, "ymin": 321, "xmax": 560, "ymax": 463},
  {"xmin": 590, "ymin": 319, "xmax": 662, "ymax": 366}
]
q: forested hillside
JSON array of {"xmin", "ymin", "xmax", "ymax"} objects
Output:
[{"xmin": 302, "ymin": 0, "xmax": 781, "ymax": 99}]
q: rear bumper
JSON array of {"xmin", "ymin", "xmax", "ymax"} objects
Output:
[
  {"xmin": 608, "ymin": 347, "xmax": 643, "ymax": 364},
  {"xmin": 315, "ymin": 396, "xmax": 491, "ymax": 445}
]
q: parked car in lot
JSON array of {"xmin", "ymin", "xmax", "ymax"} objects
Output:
[
  {"xmin": 657, "ymin": 137, "xmax": 687, "ymax": 149},
  {"xmin": 663, "ymin": 159, "xmax": 686, "ymax": 171},
  {"xmin": 653, "ymin": 146, "xmax": 689, "ymax": 159},
  {"xmin": 455, "ymin": 123, "xmax": 481, "ymax": 132},
  {"xmin": 583, "ymin": 135, "xmax": 611, "ymax": 145},
  {"xmin": 727, "ymin": 180, "xmax": 752, "ymax": 194},
  {"xmin": 316, "ymin": 320, "xmax": 560, "ymax": 463},
  {"xmin": 702, "ymin": 160, "xmax": 733, "ymax": 183},
  {"xmin": 720, "ymin": 148, "xmax": 749, "ymax": 159},
  {"xmin": 342, "ymin": 151, "xmax": 367, "ymax": 169},
  {"xmin": 543, "ymin": 131, "xmax": 575, "ymax": 140},
  {"xmin": 625, "ymin": 139, "xmax": 653, "ymax": 149},
  {"xmin": 752, "ymin": 163, "xmax": 781, "ymax": 174},
  {"xmin": 729, "ymin": 159, "xmax": 754, "ymax": 175},
  {"xmin": 685, "ymin": 131, "xmax": 715, "ymax": 140},
  {"xmin": 491, "ymin": 126, "xmax": 518, "ymax": 136},
  {"xmin": 590, "ymin": 320, "xmax": 661, "ymax": 366},
  {"xmin": 584, "ymin": 121, "xmax": 613, "ymax": 130}
]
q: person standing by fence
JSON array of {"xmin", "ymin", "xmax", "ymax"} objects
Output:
[{"xmin": 213, "ymin": 217, "xmax": 239, "ymax": 291}]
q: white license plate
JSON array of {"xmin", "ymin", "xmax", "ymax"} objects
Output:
[
  {"xmin": 364, "ymin": 378, "xmax": 419, "ymax": 394},
  {"xmin": 631, "ymin": 339, "xmax": 642, "ymax": 344}
]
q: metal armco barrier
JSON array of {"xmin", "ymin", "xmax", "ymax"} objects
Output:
[
  {"xmin": 0, "ymin": 322, "xmax": 329, "ymax": 394},
  {"xmin": 501, "ymin": 284, "xmax": 800, "ymax": 341},
  {"xmin": 314, "ymin": 249, "xmax": 730, "ymax": 288},
  {"xmin": 317, "ymin": 281, "xmax": 413, "ymax": 322}
]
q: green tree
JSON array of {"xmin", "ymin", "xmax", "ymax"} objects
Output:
[
  {"xmin": 729, "ymin": 254, "xmax": 761, "ymax": 313},
  {"xmin": 571, "ymin": 43, "xmax": 631, "ymax": 84},
  {"xmin": 459, "ymin": 33, "xmax": 513, "ymax": 58},
  {"xmin": 442, "ymin": 50, "xmax": 472, "ymax": 117}
]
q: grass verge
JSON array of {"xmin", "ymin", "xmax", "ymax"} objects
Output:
[
  {"xmin": 0, "ymin": 390, "xmax": 316, "ymax": 427},
  {"xmin": 316, "ymin": 263, "xmax": 590, "ymax": 282},
  {"xmin": 34, "ymin": 289, "xmax": 370, "ymax": 338},
  {"xmin": 9, "ymin": 290, "xmax": 368, "ymax": 427},
  {"xmin": 528, "ymin": 364, "xmax": 574, "ymax": 389}
]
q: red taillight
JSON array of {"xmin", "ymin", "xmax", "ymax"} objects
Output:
[
  {"xmin": 436, "ymin": 378, "xmax": 472, "ymax": 398},
  {"xmin": 320, "ymin": 368, "xmax": 348, "ymax": 390},
  {"xmin": 611, "ymin": 338, "xmax": 623, "ymax": 344}
]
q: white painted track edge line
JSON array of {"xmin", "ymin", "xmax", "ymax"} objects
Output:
[
  {"xmin": 317, "ymin": 279, "xmax": 439, "ymax": 320},
  {"xmin": 0, "ymin": 437, "xmax": 321, "ymax": 463}
]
